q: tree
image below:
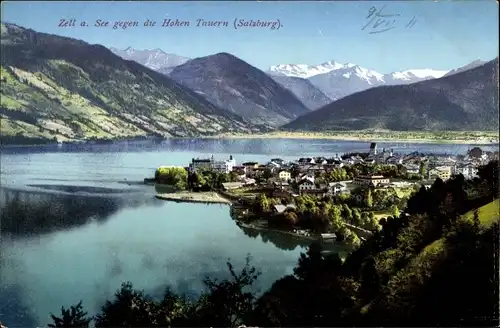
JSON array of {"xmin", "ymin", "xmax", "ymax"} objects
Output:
[
  {"xmin": 352, "ymin": 208, "xmax": 362, "ymax": 226},
  {"xmin": 255, "ymin": 194, "xmax": 270, "ymax": 212},
  {"xmin": 365, "ymin": 188, "xmax": 373, "ymax": 209},
  {"xmin": 155, "ymin": 167, "xmax": 188, "ymax": 190},
  {"xmin": 342, "ymin": 204, "xmax": 353, "ymax": 222},
  {"xmin": 229, "ymin": 171, "xmax": 240, "ymax": 182},
  {"xmin": 330, "ymin": 205, "xmax": 343, "ymax": 232},
  {"xmin": 359, "ymin": 256, "xmax": 380, "ymax": 303},
  {"xmin": 195, "ymin": 255, "xmax": 261, "ymax": 327},
  {"xmin": 262, "ymin": 168, "xmax": 273, "ymax": 181},
  {"xmin": 390, "ymin": 204, "xmax": 399, "ymax": 218},
  {"xmin": 94, "ymin": 282, "xmax": 158, "ymax": 327},
  {"xmin": 419, "ymin": 160, "xmax": 428, "ymax": 176},
  {"xmin": 284, "ymin": 211, "xmax": 298, "ymax": 226},
  {"xmin": 48, "ymin": 301, "xmax": 91, "ymax": 328}
]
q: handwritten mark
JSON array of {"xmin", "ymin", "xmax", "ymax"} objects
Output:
[
  {"xmin": 362, "ymin": 5, "xmax": 417, "ymax": 34},
  {"xmin": 405, "ymin": 16, "xmax": 418, "ymax": 29}
]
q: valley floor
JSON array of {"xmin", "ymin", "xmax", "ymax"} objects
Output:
[{"xmin": 215, "ymin": 131, "xmax": 500, "ymax": 144}]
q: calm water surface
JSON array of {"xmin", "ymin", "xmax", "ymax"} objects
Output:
[{"xmin": 1, "ymin": 139, "xmax": 496, "ymax": 327}]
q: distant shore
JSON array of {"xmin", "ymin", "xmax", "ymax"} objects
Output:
[
  {"xmin": 2, "ymin": 130, "xmax": 498, "ymax": 147},
  {"xmin": 155, "ymin": 191, "xmax": 232, "ymax": 205},
  {"xmin": 212, "ymin": 131, "xmax": 500, "ymax": 145}
]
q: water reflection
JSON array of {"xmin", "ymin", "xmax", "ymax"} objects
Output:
[
  {"xmin": 0, "ymin": 188, "xmax": 161, "ymax": 239},
  {"xmin": 239, "ymin": 225, "xmax": 311, "ymax": 251},
  {"xmin": 236, "ymin": 221, "xmax": 352, "ymax": 258}
]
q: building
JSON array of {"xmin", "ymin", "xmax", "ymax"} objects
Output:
[
  {"xmin": 242, "ymin": 161, "xmax": 259, "ymax": 169},
  {"xmin": 328, "ymin": 182, "xmax": 347, "ymax": 194},
  {"xmin": 298, "ymin": 178, "xmax": 316, "ymax": 193},
  {"xmin": 189, "ymin": 155, "xmax": 236, "ymax": 174},
  {"xmin": 428, "ymin": 166, "xmax": 452, "ymax": 181},
  {"xmin": 454, "ymin": 163, "xmax": 478, "ymax": 180},
  {"xmin": 298, "ymin": 157, "xmax": 315, "ymax": 166},
  {"xmin": 278, "ymin": 170, "xmax": 291, "ymax": 181},
  {"xmin": 320, "ymin": 233, "xmax": 337, "ymax": 243},
  {"xmin": 267, "ymin": 161, "xmax": 281, "ymax": 172},
  {"xmin": 301, "ymin": 189, "xmax": 328, "ymax": 197},
  {"xmin": 189, "ymin": 158, "xmax": 212, "ymax": 171},
  {"xmin": 353, "ymin": 175, "xmax": 390, "ymax": 187},
  {"xmin": 386, "ymin": 156, "xmax": 403, "ymax": 165},
  {"xmin": 270, "ymin": 158, "xmax": 286, "ymax": 165},
  {"xmin": 404, "ymin": 164, "xmax": 420, "ymax": 174},
  {"xmin": 369, "ymin": 142, "xmax": 378, "ymax": 156},
  {"xmin": 221, "ymin": 182, "xmax": 243, "ymax": 191},
  {"xmin": 314, "ymin": 157, "xmax": 328, "ymax": 165},
  {"xmin": 273, "ymin": 204, "xmax": 297, "ymax": 214}
]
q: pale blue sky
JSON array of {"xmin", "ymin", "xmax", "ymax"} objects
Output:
[{"xmin": 1, "ymin": 1, "xmax": 498, "ymax": 72}]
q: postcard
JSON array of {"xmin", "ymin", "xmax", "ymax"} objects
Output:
[{"xmin": 0, "ymin": 1, "xmax": 498, "ymax": 327}]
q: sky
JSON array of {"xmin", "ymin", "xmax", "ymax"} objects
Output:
[{"xmin": 1, "ymin": 1, "xmax": 498, "ymax": 72}]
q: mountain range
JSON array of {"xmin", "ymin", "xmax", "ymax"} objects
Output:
[
  {"xmin": 283, "ymin": 58, "xmax": 499, "ymax": 132},
  {"xmin": 268, "ymin": 61, "xmax": 450, "ymax": 101},
  {"xmin": 111, "ymin": 47, "xmax": 330, "ymax": 111},
  {"xmin": 113, "ymin": 47, "xmax": 462, "ymax": 111},
  {"xmin": 1, "ymin": 22, "xmax": 497, "ymax": 143},
  {"xmin": 0, "ymin": 23, "xmax": 255, "ymax": 141}
]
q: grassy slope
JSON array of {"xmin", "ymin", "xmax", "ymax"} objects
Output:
[
  {"xmin": 403, "ymin": 199, "xmax": 498, "ymax": 274},
  {"xmin": 1, "ymin": 65, "xmax": 140, "ymax": 140},
  {"xmin": 0, "ymin": 62, "xmax": 253, "ymax": 140},
  {"xmin": 462, "ymin": 199, "xmax": 500, "ymax": 228},
  {"xmin": 0, "ymin": 23, "xmax": 256, "ymax": 141},
  {"xmin": 362, "ymin": 199, "xmax": 499, "ymax": 314}
]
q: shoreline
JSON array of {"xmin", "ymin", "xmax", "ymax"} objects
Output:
[
  {"xmin": 237, "ymin": 221, "xmax": 319, "ymax": 241},
  {"xmin": 211, "ymin": 132, "xmax": 499, "ymax": 145},
  {"xmin": 2, "ymin": 131, "xmax": 498, "ymax": 147},
  {"xmin": 155, "ymin": 191, "xmax": 232, "ymax": 205}
]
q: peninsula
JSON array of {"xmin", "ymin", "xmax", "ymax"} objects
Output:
[{"xmin": 148, "ymin": 143, "xmax": 499, "ymax": 246}]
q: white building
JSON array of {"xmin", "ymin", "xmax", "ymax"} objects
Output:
[
  {"xmin": 353, "ymin": 175, "xmax": 390, "ymax": 187},
  {"xmin": 298, "ymin": 178, "xmax": 316, "ymax": 192},
  {"xmin": 404, "ymin": 164, "xmax": 420, "ymax": 174},
  {"xmin": 454, "ymin": 163, "xmax": 478, "ymax": 180},
  {"xmin": 428, "ymin": 166, "xmax": 452, "ymax": 181},
  {"xmin": 386, "ymin": 156, "xmax": 403, "ymax": 165},
  {"xmin": 190, "ymin": 155, "xmax": 236, "ymax": 174},
  {"xmin": 328, "ymin": 182, "xmax": 347, "ymax": 194}
]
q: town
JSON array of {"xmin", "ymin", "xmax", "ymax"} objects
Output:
[{"xmin": 151, "ymin": 143, "xmax": 498, "ymax": 246}]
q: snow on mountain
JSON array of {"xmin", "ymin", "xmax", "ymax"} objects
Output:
[
  {"xmin": 270, "ymin": 60, "xmax": 451, "ymax": 101},
  {"xmin": 268, "ymin": 61, "xmax": 348, "ymax": 78},
  {"xmin": 109, "ymin": 47, "xmax": 190, "ymax": 72}
]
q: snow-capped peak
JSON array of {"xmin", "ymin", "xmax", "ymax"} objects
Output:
[
  {"xmin": 268, "ymin": 60, "xmax": 368, "ymax": 79},
  {"xmin": 388, "ymin": 68, "xmax": 449, "ymax": 81}
]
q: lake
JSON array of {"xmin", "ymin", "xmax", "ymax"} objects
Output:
[{"xmin": 0, "ymin": 138, "xmax": 496, "ymax": 327}]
